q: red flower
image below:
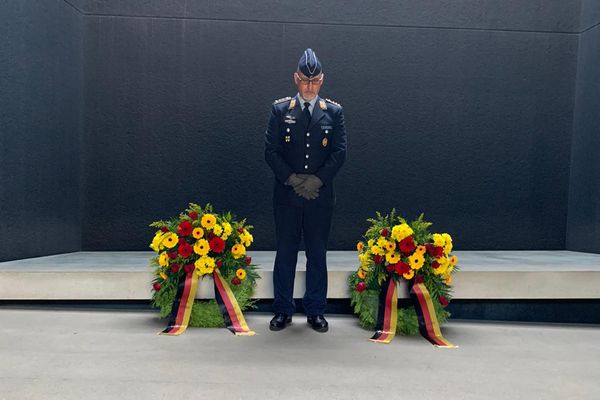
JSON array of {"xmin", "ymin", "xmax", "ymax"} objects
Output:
[
  {"xmin": 170, "ymin": 263, "xmax": 180, "ymax": 273},
  {"xmin": 439, "ymin": 295, "xmax": 449, "ymax": 307},
  {"xmin": 431, "ymin": 260, "xmax": 440, "ymax": 269},
  {"xmin": 372, "ymin": 255, "xmax": 383, "ymax": 265},
  {"xmin": 394, "ymin": 261, "xmax": 411, "ymax": 275},
  {"xmin": 207, "ymin": 232, "xmax": 216, "ymax": 241},
  {"xmin": 179, "ymin": 238, "xmax": 188, "ymax": 245},
  {"xmin": 231, "ymin": 277, "xmax": 241, "ymax": 286},
  {"xmin": 188, "ymin": 211, "xmax": 198, "ymax": 220},
  {"xmin": 178, "ymin": 221, "xmax": 193, "ymax": 237},
  {"xmin": 160, "ymin": 226, "xmax": 169, "ymax": 233},
  {"xmin": 244, "ymin": 256, "xmax": 252, "ymax": 265},
  {"xmin": 426, "ymin": 243, "xmax": 443, "ymax": 258},
  {"xmin": 386, "ymin": 264, "xmax": 395, "ymax": 273},
  {"xmin": 415, "ymin": 275, "xmax": 425, "ymax": 284},
  {"xmin": 381, "ymin": 228, "xmax": 389, "ymax": 237},
  {"xmin": 398, "ymin": 236, "xmax": 416, "ymax": 255},
  {"xmin": 153, "ymin": 283, "xmax": 161, "ymax": 291},
  {"xmin": 209, "ymin": 237, "xmax": 226, "ymax": 253},
  {"xmin": 167, "ymin": 252, "xmax": 177, "ymax": 259},
  {"xmin": 237, "ymin": 227, "xmax": 244, "ymax": 234},
  {"xmin": 216, "ymin": 260, "xmax": 223, "ymax": 268},
  {"xmin": 183, "ymin": 264, "xmax": 194, "ymax": 274},
  {"xmin": 178, "ymin": 242, "xmax": 193, "ymax": 258},
  {"xmin": 356, "ymin": 282, "xmax": 367, "ymax": 293}
]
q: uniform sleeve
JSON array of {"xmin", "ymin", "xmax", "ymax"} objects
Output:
[
  {"xmin": 264, "ymin": 104, "xmax": 294, "ymax": 185},
  {"xmin": 315, "ymin": 106, "xmax": 347, "ymax": 186}
]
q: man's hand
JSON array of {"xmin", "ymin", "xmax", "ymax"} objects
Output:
[{"xmin": 293, "ymin": 175, "xmax": 323, "ymax": 200}]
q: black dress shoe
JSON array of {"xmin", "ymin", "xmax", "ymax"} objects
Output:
[
  {"xmin": 269, "ymin": 313, "xmax": 292, "ymax": 331},
  {"xmin": 307, "ymin": 315, "xmax": 329, "ymax": 332}
]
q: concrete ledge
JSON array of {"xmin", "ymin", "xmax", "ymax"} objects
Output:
[{"xmin": 1, "ymin": 251, "xmax": 599, "ymax": 300}]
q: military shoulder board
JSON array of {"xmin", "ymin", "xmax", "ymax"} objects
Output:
[
  {"xmin": 273, "ymin": 96, "xmax": 292, "ymax": 105},
  {"xmin": 325, "ymin": 98, "xmax": 341, "ymax": 107}
]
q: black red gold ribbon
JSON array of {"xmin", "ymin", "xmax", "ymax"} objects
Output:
[
  {"xmin": 410, "ymin": 281, "xmax": 458, "ymax": 348},
  {"xmin": 369, "ymin": 276, "xmax": 457, "ymax": 348},
  {"xmin": 159, "ymin": 270, "xmax": 254, "ymax": 336},
  {"xmin": 160, "ymin": 270, "xmax": 200, "ymax": 336},
  {"xmin": 369, "ymin": 276, "xmax": 398, "ymax": 343},
  {"xmin": 213, "ymin": 269, "xmax": 256, "ymax": 336}
]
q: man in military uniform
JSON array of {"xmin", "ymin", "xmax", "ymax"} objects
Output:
[{"xmin": 264, "ymin": 48, "xmax": 347, "ymax": 332}]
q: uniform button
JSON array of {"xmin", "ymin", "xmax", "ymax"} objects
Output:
[
  {"xmin": 286, "ymin": 128, "xmax": 290, "ymax": 132},
  {"xmin": 306, "ymin": 132, "xmax": 310, "ymax": 137},
  {"xmin": 306, "ymin": 154, "xmax": 309, "ymax": 159},
  {"xmin": 304, "ymin": 165, "xmax": 308, "ymax": 169},
  {"xmin": 325, "ymin": 130, "xmax": 329, "ymax": 134},
  {"xmin": 306, "ymin": 144, "xmax": 310, "ymax": 147}
]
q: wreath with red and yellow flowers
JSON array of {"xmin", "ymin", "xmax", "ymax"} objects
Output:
[
  {"xmin": 149, "ymin": 203, "xmax": 259, "ymax": 327},
  {"xmin": 348, "ymin": 211, "xmax": 458, "ymax": 336}
]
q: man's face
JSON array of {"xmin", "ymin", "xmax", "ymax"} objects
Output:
[{"xmin": 294, "ymin": 71, "xmax": 324, "ymax": 101}]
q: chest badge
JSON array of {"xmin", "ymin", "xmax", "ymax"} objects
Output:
[
  {"xmin": 284, "ymin": 115, "xmax": 296, "ymax": 124},
  {"xmin": 285, "ymin": 136, "xmax": 291, "ymax": 143},
  {"xmin": 322, "ymin": 137, "xmax": 328, "ymax": 147}
]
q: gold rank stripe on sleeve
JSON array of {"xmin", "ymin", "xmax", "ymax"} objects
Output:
[
  {"xmin": 273, "ymin": 96, "xmax": 292, "ymax": 105},
  {"xmin": 325, "ymin": 98, "xmax": 341, "ymax": 107}
]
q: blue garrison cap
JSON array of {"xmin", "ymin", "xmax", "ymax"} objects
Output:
[{"xmin": 297, "ymin": 48, "xmax": 322, "ymax": 78}]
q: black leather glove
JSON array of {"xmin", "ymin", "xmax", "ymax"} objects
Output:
[
  {"xmin": 285, "ymin": 173, "xmax": 305, "ymax": 188},
  {"xmin": 293, "ymin": 174, "xmax": 322, "ymax": 200}
]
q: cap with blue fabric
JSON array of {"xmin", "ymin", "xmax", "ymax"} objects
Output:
[{"xmin": 297, "ymin": 48, "xmax": 322, "ymax": 78}]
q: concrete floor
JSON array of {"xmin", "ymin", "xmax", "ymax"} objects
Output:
[{"xmin": 0, "ymin": 309, "xmax": 598, "ymax": 400}]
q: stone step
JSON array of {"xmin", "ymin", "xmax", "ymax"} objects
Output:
[{"xmin": 1, "ymin": 251, "xmax": 599, "ymax": 300}]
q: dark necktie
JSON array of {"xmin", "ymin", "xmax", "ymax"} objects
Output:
[{"xmin": 303, "ymin": 101, "xmax": 311, "ymax": 129}]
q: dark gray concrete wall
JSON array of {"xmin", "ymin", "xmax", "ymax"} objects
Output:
[
  {"xmin": 0, "ymin": 1, "xmax": 82, "ymax": 262},
  {"xmin": 80, "ymin": 2, "xmax": 578, "ymax": 251},
  {"xmin": 566, "ymin": 21, "xmax": 600, "ymax": 253}
]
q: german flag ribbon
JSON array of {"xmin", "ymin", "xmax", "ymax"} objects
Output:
[
  {"xmin": 410, "ymin": 281, "xmax": 458, "ymax": 348},
  {"xmin": 369, "ymin": 276, "xmax": 398, "ymax": 343},
  {"xmin": 159, "ymin": 270, "xmax": 255, "ymax": 336},
  {"xmin": 213, "ymin": 270, "xmax": 256, "ymax": 336},
  {"xmin": 159, "ymin": 269, "xmax": 200, "ymax": 336}
]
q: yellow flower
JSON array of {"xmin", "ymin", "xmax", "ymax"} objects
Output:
[
  {"xmin": 432, "ymin": 260, "xmax": 448, "ymax": 275},
  {"xmin": 231, "ymin": 243, "xmax": 246, "ymax": 259},
  {"xmin": 158, "ymin": 251, "xmax": 169, "ymax": 267},
  {"xmin": 357, "ymin": 269, "xmax": 367, "ymax": 279},
  {"xmin": 194, "ymin": 255, "xmax": 216, "ymax": 275},
  {"xmin": 444, "ymin": 242, "xmax": 453, "ymax": 255},
  {"xmin": 193, "ymin": 239, "xmax": 210, "ymax": 256},
  {"xmin": 415, "ymin": 245, "xmax": 426, "ymax": 255},
  {"xmin": 408, "ymin": 254, "xmax": 425, "ymax": 270},
  {"xmin": 358, "ymin": 252, "xmax": 371, "ymax": 268},
  {"xmin": 386, "ymin": 252, "xmax": 400, "ymax": 264},
  {"xmin": 391, "ymin": 224, "xmax": 413, "ymax": 242},
  {"xmin": 377, "ymin": 237, "xmax": 389, "ymax": 249},
  {"xmin": 149, "ymin": 232, "xmax": 164, "ymax": 252},
  {"xmin": 357, "ymin": 242, "xmax": 364, "ymax": 252},
  {"xmin": 449, "ymin": 255, "xmax": 458, "ymax": 266},
  {"xmin": 222, "ymin": 222, "xmax": 233, "ymax": 237},
  {"xmin": 239, "ymin": 230, "xmax": 253, "ymax": 247},
  {"xmin": 371, "ymin": 245, "xmax": 385, "ymax": 256},
  {"xmin": 213, "ymin": 224, "xmax": 223, "ymax": 236},
  {"xmin": 161, "ymin": 232, "xmax": 179, "ymax": 249},
  {"xmin": 385, "ymin": 241, "xmax": 396, "ymax": 252},
  {"xmin": 367, "ymin": 239, "xmax": 375, "ymax": 247},
  {"xmin": 192, "ymin": 227, "xmax": 204, "ymax": 239},
  {"xmin": 444, "ymin": 275, "xmax": 453, "ymax": 285},
  {"xmin": 159, "ymin": 271, "xmax": 168, "ymax": 281},
  {"xmin": 441, "ymin": 233, "xmax": 453, "ymax": 243},
  {"xmin": 432, "ymin": 233, "xmax": 445, "ymax": 247},
  {"xmin": 236, "ymin": 268, "xmax": 247, "ymax": 280},
  {"xmin": 403, "ymin": 269, "xmax": 415, "ymax": 280},
  {"xmin": 201, "ymin": 214, "xmax": 217, "ymax": 230}
]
